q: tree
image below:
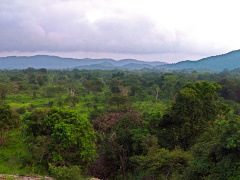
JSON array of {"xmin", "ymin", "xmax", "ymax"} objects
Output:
[
  {"xmin": 162, "ymin": 74, "xmax": 179, "ymax": 100},
  {"xmin": 10, "ymin": 81, "xmax": 20, "ymax": 98},
  {"xmin": 129, "ymin": 84, "xmax": 140, "ymax": 96},
  {"xmin": 39, "ymin": 68, "xmax": 47, "ymax": 75},
  {"xmin": 0, "ymin": 83, "xmax": 8, "ymax": 104},
  {"xmin": 0, "ymin": 104, "xmax": 19, "ymax": 147},
  {"xmin": 121, "ymin": 86, "xmax": 130, "ymax": 96},
  {"xmin": 151, "ymin": 84, "xmax": 159, "ymax": 104},
  {"xmin": 160, "ymin": 81, "xmax": 223, "ymax": 149},
  {"xmin": 183, "ymin": 117, "xmax": 240, "ymax": 180},
  {"xmin": 65, "ymin": 96, "xmax": 79, "ymax": 107},
  {"xmin": 131, "ymin": 136, "xmax": 191, "ymax": 179},
  {"xmin": 83, "ymin": 79, "xmax": 104, "ymax": 94},
  {"xmin": 109, "ymin": 78, "xmax": 122, "ymax": 94},
  {"xmin": 22, "ymin": 107, "xmax": 97, "ymax": 169},
  {"xmin": 109, "ymin": 94, "xmax": 129, "ymax": 110},
  {"xmin": 36, "ymin": 75, "xmax": 45, "ymax": 86},
  {"xmin": 45, "ymin": 86, "xmax": 66, "ymax": 106},
  {"xmin": 90, "ymin": 109, "xmax": 144, "ymax": 179},
  {"xmin": 27, "ymin": 73, "xmax": 36, "ymax": 84}
]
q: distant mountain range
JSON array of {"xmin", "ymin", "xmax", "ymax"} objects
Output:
[
  {"xmin": 0, "ymin": 55, "xmax": 166, "ymax": 70},
  {"xmin": 1, "ymin": 50, "xmax": 240, "ymax": 71}
]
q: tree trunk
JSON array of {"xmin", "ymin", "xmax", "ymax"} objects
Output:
[
  {"xmin": 120, "ymin": 154, "xmax": 126, "ymax": 178},
  {"xmin": 3, "ymin": 131, "xmax": 5, "ymax": 147},
  {"xmin": 170, "ymin": 91, "xmax": 176, "ymax": 101},
  {"xmin": 0, "ymin": 131, "xmax": 2, "ymax": 145},
  {"xmin": 154, "ymin": 88, "xmax": 159, "ymax": 104},
  {"xmin": 70, "ymin": 89, "xmax": 75, "ymax": 97},
  {"xmin": 1, "ymin": 131, "xmax": 6, "ymax": 148}
]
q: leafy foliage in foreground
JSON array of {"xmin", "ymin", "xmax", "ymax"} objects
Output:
[
  {"xmin": 0, "ymin": 104, "xmax": 19, "ymax": 147},
  {"xmin": 49, "ymin": 164, "xmax": 83, "ymax": 180},
  {"xmin": 22, "ymin": 107, "xmax": 97, "ymax": 170},
  {"xmin": 131, "ymin": 136, "xmax": 191, "ymax": 179},
  {"xmin": 183, "ymin": 117, "xmax": 240, "ymax": 180}
]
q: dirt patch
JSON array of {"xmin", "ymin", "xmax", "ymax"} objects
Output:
[
  {"xmin": 0, "ymin": 174, "xmax": 100, "ymax": 180},
  {"xmin": 0, "ymin": 174, "xmax": 54, "ymax": 180}
]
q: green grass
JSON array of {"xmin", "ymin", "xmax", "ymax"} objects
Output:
[{"xmin": 0, "ymin": 130, "xmax": 44, "ymax": 175}]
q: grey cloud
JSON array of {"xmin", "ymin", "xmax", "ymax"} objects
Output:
[{"xmin": 0, "ymin": 0, "xmax": 203, "ymax": 56}]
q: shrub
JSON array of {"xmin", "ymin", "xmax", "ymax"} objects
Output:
[{"xmin": 49, "ymin": 164, "xmax": 83, "ymax": 180}]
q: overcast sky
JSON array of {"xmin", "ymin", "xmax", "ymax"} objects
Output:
[{"xmin": 0, "ymin": 0, "xmax": 240, "ymax": 63}]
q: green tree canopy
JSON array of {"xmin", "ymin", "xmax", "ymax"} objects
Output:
[
  {"xmin": 161, "ymin": 81, "xmax": 224, "ymax": 149},
  {"xmin": 22, "ymin": 107, "xmax": 97, "ymax": 169},
  {"xmin": 183, "ymin": 117, "xmax": 240, "ymax": 180},
  {"xmin": 0, "ymin": 83, "xmax": 8, "ymax": 104}
]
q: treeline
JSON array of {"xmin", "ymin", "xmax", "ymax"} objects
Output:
[{"xmin": 0, "ymin": 68, "xmax": 240, "ymax": 179}]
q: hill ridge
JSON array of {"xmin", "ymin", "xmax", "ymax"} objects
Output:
[
  {"xmin": 0, "ymin": 55, "xmax": 167, "ymax": 70},
  {"xmin": 157, "ymin": 50, "xmax": 240, "ymax": 71}
]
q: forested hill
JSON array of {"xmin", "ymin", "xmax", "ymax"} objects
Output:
[
  {"xmin": 158, "ymin": 50, "xmax": 240, "ymax": 71},
  {"xmin": 2, "ymin": 50, "xmax": 240, "ymax": 71},
  {"xmin": 0, "ymin": 55, "xmax": 166, "ymax": 70}
]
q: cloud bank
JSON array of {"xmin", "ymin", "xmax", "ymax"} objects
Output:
[{"xmin": 0, "ymin": 0, "xmax": 239, "ymax": 62}]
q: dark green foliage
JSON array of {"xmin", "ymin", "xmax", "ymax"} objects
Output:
[
  {"xmin": 22, "ymin": 107, "xmax": 97, "ymax": 170},
  {"xmin": 65, "ymin": 96, "xmax": 79, "ymax": 107},
  {"xmin": 91, "ymin": 109, "xmax": 144, "ymax": 179},
  {"xmin": 112, "ymin": 72, "xmax": 124, "ymax": 79},
  {"xmin": 131, "ymin": 141, "xmax": 191, "ymax": 179},
  {"xmin": 0, "ymin": 104, "xmax": 19, "ymax": 147},
  {"xmin": 161, "ymin": 81, "xmax": 222, "ymax": 149},
  {"xmin": 0, "ymin": 83, "xmax": 8, "ymax": 104},
  {"xmin": 39, "ymin": 68, "xmax": 47, "ymax": 74},
  {"xmin": 183, "ymin": 117, "xmax": 240, "ymax": 180},
  {"xmin": 109, "ymin": 93, "xmax": 130, "ymax": 110},
  {"xmin": 36, "ymin": 75, "xmax": 45, "ymax": 86},
  {"xmin": 16, "ymin": 107, "xmax": 26, "ymax": 114},
  {"xmin": 219, "ymin": 79, "xmax": 240, "ymax": 103},
  {"xmin": 109, "ymin": 78, "xmax": 122, "ymax": 94},
  {"xmin": 83, "ymin": 78, "xmax": 104, "ymax": 93},
  {"xmin": 27, "ymin": 74, "xmax": 36, "ymax": 84},
  {"xmin": 49, "ymin": 164, "xmax": 83, "ymax": 180}
]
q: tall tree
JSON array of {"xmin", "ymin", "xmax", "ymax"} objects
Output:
[
  {"xmin": 109, "ymin": 78, "xmax": 122, "ymax": 94},
  {"xmin": 161, "ymin": 81, "xmax": 224, "ymax": 149},
  {"xmin": 10, "ymin": 81, "xmax": 20, "ymax": 98},
  {"xmin": 91, "ymin": 109, "xmax": 143, "ymax": 179},
  {"xmin": 0, "ymin": 83, "xmax": 8, "ymax": 104}
]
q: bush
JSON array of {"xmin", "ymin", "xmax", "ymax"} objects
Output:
[
  {"xmin": 16, "ymin": 107, "xmax": 26, "ymax": 114},
  {"xmin": 49, "ymin": 164, "xmax": 83, "ymax": 180}
]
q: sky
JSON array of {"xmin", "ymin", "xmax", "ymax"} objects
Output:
[{"xmin": 0, "ymin": 0, "xmax": 240, "ymax": 63}]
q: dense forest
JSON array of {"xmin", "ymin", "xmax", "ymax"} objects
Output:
[{"xmin": 0, "ymin": 67, "xmax": 240, "ymax": 180}]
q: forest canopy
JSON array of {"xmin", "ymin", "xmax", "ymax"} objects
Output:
[{"xmin": 0, "ymin": 68, "xmax": 240, "ymax": 179}]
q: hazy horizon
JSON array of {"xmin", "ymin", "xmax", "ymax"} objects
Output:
[{"xmin": 0, "ymin": 49, "xmax": 234, "ymax": 64}]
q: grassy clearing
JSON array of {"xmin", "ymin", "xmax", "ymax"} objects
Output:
[{"xmin": 0, "ymin": 130, "xmax": 43, "ymax": 175}]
